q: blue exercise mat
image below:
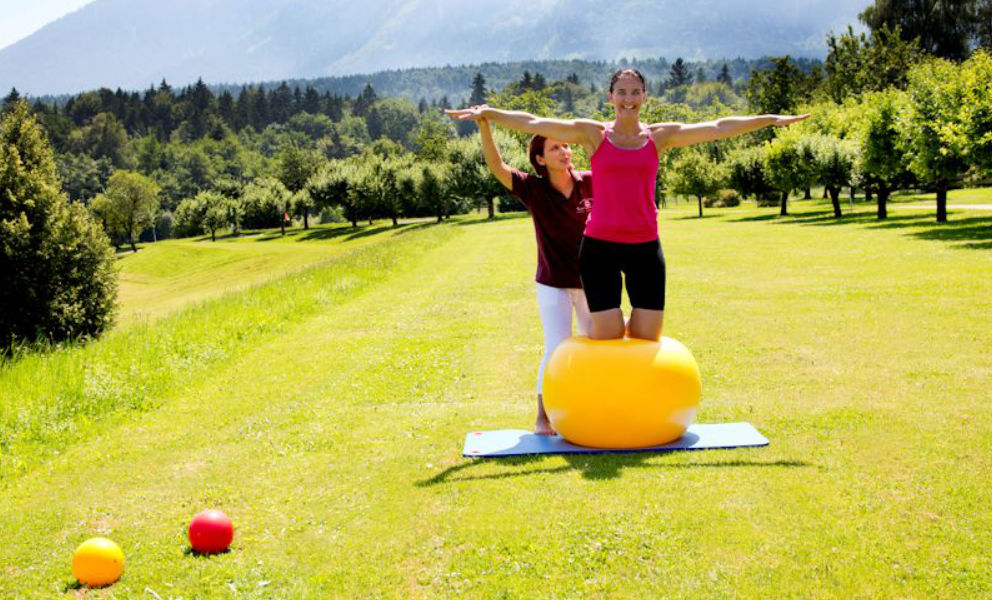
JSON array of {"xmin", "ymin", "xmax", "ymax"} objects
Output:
[{"xmin": 462, "ymin": 422, "xmax": 768, "ymax": 457}]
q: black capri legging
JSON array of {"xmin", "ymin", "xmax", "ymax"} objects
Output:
[{"xmin": 579, "ymin": 236, "xmax": 666, "ymax": 313}]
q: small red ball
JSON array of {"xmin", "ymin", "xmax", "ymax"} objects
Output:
[{"xmin": 188, "ymin": 509, "xmax": 233, "ymax": 554}]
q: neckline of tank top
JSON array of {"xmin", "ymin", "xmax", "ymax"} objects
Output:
[{"xmin": 603, "ymin": 125, "xmax": 653, "ymax": 152}]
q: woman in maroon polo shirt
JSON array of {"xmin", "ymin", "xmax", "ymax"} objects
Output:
[{"xmin": 476, "ymin": 115, "xmax": 593, "ymax": 435}]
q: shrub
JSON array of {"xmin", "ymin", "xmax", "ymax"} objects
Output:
[
  {"xmin": 155, "ymin": 211, "xmax": 174, "ymax": 240},
  {"xmin": 755, "ymin": 193, "xmax": 781, "ymax": 207},
  {"xmin": 705, "ymin": 189, "xmax": 741, "ymax": 208},
  {"xmin": 498, "ymin": 195, "xmax": 526, "ymax": 213},
  {"xmin": 1, "ymin": 101, "xmax": 116, "ymax": 348},
  {"xmin": 240, "ymin": 178, "xmax": 287, "ymax": 229},
  {"xmin": 173, "ymin": 196, "xmax": 206, "ymax": 238},
  {"xmin": 319, "ymin": 205, "xmax": 345, "ymax": 223}
]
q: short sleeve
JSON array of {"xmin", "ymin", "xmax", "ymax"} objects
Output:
[
  {"xmin": 576, "ymin": 170, "xmax": 593, "ymax": 199},
  {"xmin": 509, "ymin": 168, "xmax": 534, "ymax": 209}
]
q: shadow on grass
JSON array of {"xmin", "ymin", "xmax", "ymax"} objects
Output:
[
  {"xmin": 730, "ymin": 212, "xmax": 782, "ymax": 223},
  {"xmin": 182, "ymin": 546, "xmax": 232, "ymax": 558},
  {"xmin": 454, "ymin": 213, "xmax": 530, "ymax": 227},
  {"xmin": 670, "ymin": 213, "xmax": 718, "ymax": 221},
  {"xmin": 263, "ymin": 215, "xmax": 513, "ymax": 242},
  {"xmin": 63, "ymin": 578, "xmax": 115, "ymax": 592},
  {"xmin": 417, "ymin": 453, "xmax": 809, "ymax": 486},
  {"xmin": 731, "ymin": 208, "xmax": 992, "ymax": 249}
]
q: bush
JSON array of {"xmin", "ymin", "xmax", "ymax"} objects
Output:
[
  {"xmin": 498, "ymin": 195, "xmax": 526, "ymax": 213},
  {"xmin": 240, "ymin": 178, "xmax": 287, "ymax": 229},
  {"xmin": 173, "ymin": 197, "xmax": 206, "ymax": 237},
  {"xmin": 155, "ymin": 211, "xmax": 174, "ymax": 240},
  {"xmin": 755, "ymin": 193, "xmax": 782, "ymax": 207},
  {"xmin": 319, "ymin": 205, "xmax": 345, "ymax": 223},
  {"xmin": 704, "ymin": 189, "xmax": 741, "ymax": 208},
  {"xmin": 1, "ymin": 101, "xmax": 117, "ymax": 348}
]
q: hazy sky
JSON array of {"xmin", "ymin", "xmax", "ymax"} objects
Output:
[{"xmin": 0, "ymin": 0, "xmax": 96, "ymax": 50}]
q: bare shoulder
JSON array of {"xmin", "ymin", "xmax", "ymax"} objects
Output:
[
  {"xmin": 573, "ymin": 118, "xmax": 605, "ymax": 134},
  {"xmin": 573, "ymin": 119, "xmax": 605, "ymax": 147},
  {"xmin": 648, "ymin": 122, "xmax": 685, "ymax": 148},
  {"xmin": 574, "ymin": 118, "xmax": 605, "ymax": 128}
]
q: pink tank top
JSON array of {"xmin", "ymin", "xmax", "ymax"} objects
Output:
[{"xmin": 584, "ymin": 125, "xmax": 660, "ymax": 243}]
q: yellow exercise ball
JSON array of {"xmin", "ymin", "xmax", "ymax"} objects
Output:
[
  {"xmin": 72, "ymin": 537, "xmax": 124, "ymax": 588},
  {"xmin": 543, "ymin": 336, "xmax": 702, "ymax": 449}
]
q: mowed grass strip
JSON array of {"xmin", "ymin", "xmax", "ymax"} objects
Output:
[
  {"xmin": 0, "ymin": 204, "xmax": 990, "ymax": 598},
  {"xmin": 0, "ymin": 222, "xmax": 455, "ymax": 480},
  {"xmin": 117, "ymin": 222, "xmax": 423, "ymax": 327}
]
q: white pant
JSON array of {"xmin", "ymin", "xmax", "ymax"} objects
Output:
[{"xmin": 536, "ymin": 282, "xmax": 591, "ymax": 395}]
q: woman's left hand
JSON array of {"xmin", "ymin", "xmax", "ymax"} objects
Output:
[{"xmin": 772, "ymin": 114, "xmax": 811, "ymax": 127}]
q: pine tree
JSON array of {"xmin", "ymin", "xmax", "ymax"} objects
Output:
[
  {"xmin": 217, "ymin": 90, "xmax": 235, "ymax": 127},
  {"xmin": 717, "ymin": 64, "xmax": 733, "ymax": 86},
  {"xmin": 1, "ymin": 101, "xmax": 116, "ymax": 346},
  {"xmin": 563, "ymin": 88, "xmax": 575, "ymax": 114},
  {"xmin": 303, "ymin": 86, "xmax": 322, "ymax": 114},
  {"xmin": 2, "ymin": 88, "xmax": 21, "ymax": 114},
  {"xmin": 469, "ymin": 73, "xmax": 487, "ymax": 105},
  {"xmin": 353, "ymin": 83, "xmax": 378, "ymax": 117},
  {"xmin": 669, "ymin": 58, "xmax": 693, "ymax": 87},
  {"xmin": 270, "ymin": 82, "xmax": 294, "ymax": 123}
]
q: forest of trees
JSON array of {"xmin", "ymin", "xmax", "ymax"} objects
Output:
[
  {"xmin": 0, "ymin": 55, "xmax": 797, "ymax": 249},
  {"xmin": 3, "ymin": 0, "xmax": 992, "ymax": 347}
]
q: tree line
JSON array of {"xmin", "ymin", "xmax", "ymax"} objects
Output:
[{"xmin": 4, "ymin": 0, "xmax": 992, "ymax": 348}]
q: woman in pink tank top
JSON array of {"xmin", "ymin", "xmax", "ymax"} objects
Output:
[{"xmin": 448, "ymin": 69, "xmax": 808, "ymax": 341}]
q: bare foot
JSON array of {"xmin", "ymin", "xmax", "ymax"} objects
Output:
[{"xmin": 535, "ymin": 417, "xmax": 557, "ymax": 436}]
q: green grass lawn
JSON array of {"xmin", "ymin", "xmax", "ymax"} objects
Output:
[
  {"xmin": 1, "ymin": 201, "xmax": 990, "ymax": 598},
  {"xmin": 116, "ymin": 222, "xmax": 432, "ymax": 327},
  {"xmin": 889, "ymin": 186, "xmax": 992, "ymax": 206}
]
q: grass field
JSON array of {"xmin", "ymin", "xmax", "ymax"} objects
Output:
[
  {"xmin": 1, "ymin": 199, "xmax": 990, "ymax": 598},
  {"xmin": 889, "ymin": 187, "xmax": 992, "ymax": 206},
  {"xmin": 116, "ymin": 223, "xmax": 430, "ymax": 327}
]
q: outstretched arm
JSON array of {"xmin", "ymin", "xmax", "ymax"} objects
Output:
[
  {"xmin": 651, "ymin": 114, "xmax": 810, "ymax": 150},
  {"xmin": 447, "ymin": 106, "xmax": 603, "ymax": 154},
  {"xmin": 477, "ymin": 118, "xmax": 513, "ymax": 190}
]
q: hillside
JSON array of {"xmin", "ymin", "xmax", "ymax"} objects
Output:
[
  {"xmin": 0, "ymin": 0, "xmax": 865, "ymax": 95},
  {"xmin": 212, "ymin": 56, "xmax": 822, "ymax": 105}
]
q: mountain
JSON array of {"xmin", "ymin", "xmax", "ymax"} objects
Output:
[{"xmin": 0, "ymin": 0, "xmax": 867, "ymax": 96}]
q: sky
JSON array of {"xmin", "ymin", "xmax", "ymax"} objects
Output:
[{"xmin": 0, "ymin": 0, "xmax": 96, "ymax": 51}]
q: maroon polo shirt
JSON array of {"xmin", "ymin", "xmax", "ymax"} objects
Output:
[{"xmin": 510, "ymin": 168, "xmax": 593, "ymax": 289}]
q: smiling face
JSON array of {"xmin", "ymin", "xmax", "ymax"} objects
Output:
[
  {"xmin": 608, "ymin": 72, "xmax": 646, "ymax": 119},
  {"xmin": 535, "ymin": 138, "xmax": 574, "ymax": 174}
]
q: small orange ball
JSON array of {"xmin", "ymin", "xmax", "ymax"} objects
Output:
[{"xmin": 72, "ymin": 537, "xmax": 124, "ymax": 587}]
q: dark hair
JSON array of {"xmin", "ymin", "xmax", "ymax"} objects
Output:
[
  {"xmin": 609, "ymin": 68, "xmax": 647, "ymax": 93},
  {"xmin": 529, "ymin": 134, "xmax": 549, "ymax": 178}
]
